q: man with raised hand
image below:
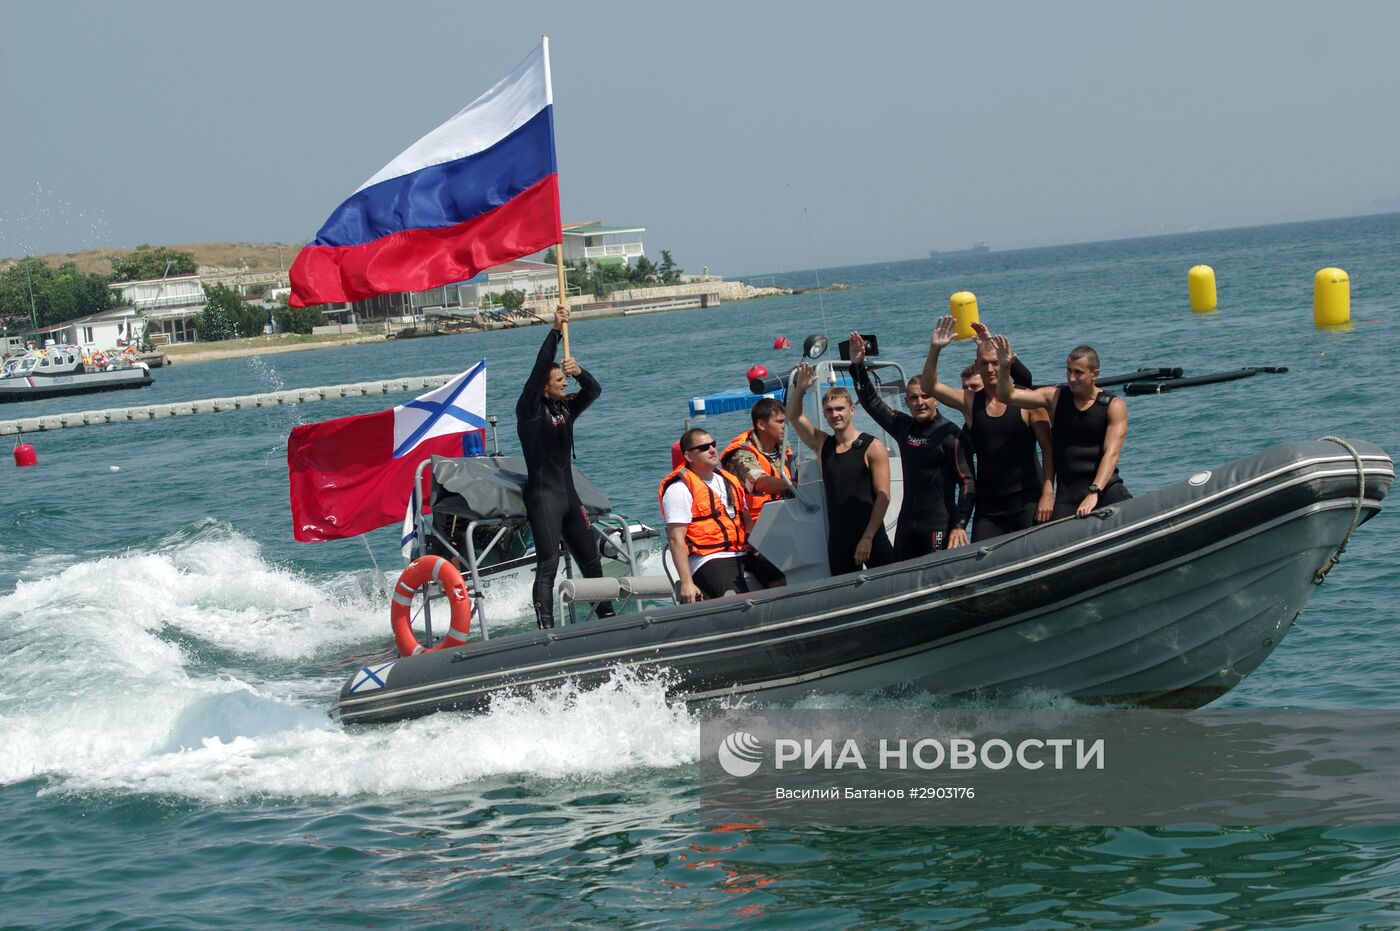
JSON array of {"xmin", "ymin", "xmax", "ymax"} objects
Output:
[
  {"xmin": 848, "ymin": 331, "xmax": 974, "ymax": 558},
  {"xmin": 786, "ymin": 361, "xmax": 895, "ymax": 574},
  {"xmin": 920, "ymin": 316, "xmax": 1055, "ymax": 541},
  {"xmin": 991, "ymin": 334, "xmax": 1131, "ymax": 519}
]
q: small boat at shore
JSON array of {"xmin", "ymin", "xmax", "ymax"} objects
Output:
[
  {"xmin": 0, "ymin": 346, "xmax": 153, "ymax": 404},
  {"xmin": 332, "ymin": 363, "xmax": 1390, "ymax": 723}
]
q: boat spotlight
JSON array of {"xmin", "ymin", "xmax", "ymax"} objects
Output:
[{"xmin": 802, "ymin": 333, "xmax": 829, "ymax": 360}]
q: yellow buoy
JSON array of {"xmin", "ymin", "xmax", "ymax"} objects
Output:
[
  {"xmin": 949, "ymin": 291, "xmax": 979, "ymax": 339},
  {"xmin": 1313, "ymin": 268, "xmax": 1350, "ymax": 328},
  {"xmin": 1188, "ymin": 264, "xmax": 1217, "ymax": 313}
]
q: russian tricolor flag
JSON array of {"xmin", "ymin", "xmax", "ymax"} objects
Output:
[{"xmin": 289, "ymin": 40, "xmax": 560, "ymax": 307}]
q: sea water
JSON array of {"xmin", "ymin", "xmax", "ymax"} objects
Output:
[{"xmin": 3, "ymin": 213, "xmax": 1400, "ymax": 927}]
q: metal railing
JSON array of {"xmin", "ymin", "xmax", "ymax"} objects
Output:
[{"xmin": 582, "ymin": 243, "xmax": 644, "ymax": 259}]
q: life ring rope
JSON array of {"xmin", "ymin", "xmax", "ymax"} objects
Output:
[{"xmin": 389, "ymin": 555, "xmax": 473, "ymax": 656}]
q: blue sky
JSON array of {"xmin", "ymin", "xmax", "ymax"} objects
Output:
[{"xmin": 4, "ymin": 0, "xmax": 1398, "ymax": 276}]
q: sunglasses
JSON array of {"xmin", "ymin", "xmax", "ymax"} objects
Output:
[{"xmin": 686, "ymin": 441, "xmax": 717, "ymax": 453}]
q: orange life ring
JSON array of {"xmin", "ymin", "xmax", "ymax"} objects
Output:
[{"xmin": 389, "ymin": 555, "xmax": 473, "ymax": 656}]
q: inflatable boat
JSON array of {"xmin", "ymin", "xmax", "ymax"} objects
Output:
[{"xmin": 333, "ymin": 436, "xmax": 1391, "ymax": 724}]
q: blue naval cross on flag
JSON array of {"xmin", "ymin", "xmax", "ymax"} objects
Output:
[{"xmin": 350, "ymin": 661, "xmax": 396, "ymax": 694}]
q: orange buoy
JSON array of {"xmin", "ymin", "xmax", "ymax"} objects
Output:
[{"xmin": 389, "ymin": 556, "xmax": 473, "ymax": 656}]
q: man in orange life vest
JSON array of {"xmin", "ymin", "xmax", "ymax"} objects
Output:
[
  {"xmin": 720, "ymin": 397, "xmax": 793, "ymax": 588},
  {"xmin": 659, "ymin": 427, "xmax": 752, "ymax": 603}
]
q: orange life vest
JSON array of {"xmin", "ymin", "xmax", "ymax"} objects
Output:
[
  {"xmin": 657, "ymin": 466, "xmax": 748, "ymax": 557},
  {"xmin": 720, "ymin": 430, "xmax": 794, "ymax": 523}
]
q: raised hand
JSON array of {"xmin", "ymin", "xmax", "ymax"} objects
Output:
[
  {"xmin": 970, "ymin": 320, "xmax": 991, "ymax": 344},
  {"xmin": 561, "ymin": 357, "xmax": 581, "ymax": 377},
  {"xmin": 792, "ymin": 361, "xmax": 816, "ymax": 393},
  {"xmin": 931, "ymin": 315, "xmax": 957, "ymax": 350},
  {"xmin": 553, "ymin": 304, "xmax": 570, "ymax": 330},
  {"xmin": 849, "ymin": 331, "xmax": 866, "ymax": 366},
  {"xmin": 990, "ymin": 334, "xmax": 1012, "ymax": 364}
]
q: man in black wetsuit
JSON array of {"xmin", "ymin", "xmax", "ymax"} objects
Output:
[
  {"xmin": 921, "ymin": 316, "xmax": 1055, "ymax": 542},
  {"xmin": 848, "ymin": 331, "xmax": 975, "ymax": 558},
  {"xmin": 516, "ymin": 305, "xmax": 613, "ymax": 629}
]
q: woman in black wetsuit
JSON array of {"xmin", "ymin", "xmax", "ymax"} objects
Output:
[
  {"xmin": 516, "ymin": 305, "xmax": 613, "ymax": 628},
  {"xmin": 991, "ymin": 336, "xmax": 1130, "ymax": 519},
  {"xmin": 847, "ymin": 331, "xmax": 975, "ymax": 558}
]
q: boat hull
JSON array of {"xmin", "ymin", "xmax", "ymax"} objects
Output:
[
  {"xmin": 333, "ymin": 440, "xmax": 1392, "ymax": 724},
  {"xmin": 0, "ymin": 368, "xmax": 153, "ymax": 403}
]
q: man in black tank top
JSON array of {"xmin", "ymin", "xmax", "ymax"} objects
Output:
[
  {"xmin": 991, "ymin": 335, "xmax": 1130, "ymax": 519},
  {"xmin": 920, "ymin": 316, "xmax": 1056, "ymax": 542},
  {"xmin": 786, "ymin": 361, "xmax": 896, "ymax": 574}
]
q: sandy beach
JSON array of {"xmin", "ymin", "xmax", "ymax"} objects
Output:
[
  {"xmin": 161, "ymin": 333, "xmax": 389, "ymax": 364},
  {"xmin": 155, "ymin": 298, "xmax": 727, "ymax": 365}
]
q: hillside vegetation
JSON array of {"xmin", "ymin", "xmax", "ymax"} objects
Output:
[{"xmin": 2, "ymin": 242, "xmax": 303, "ymax": 277}]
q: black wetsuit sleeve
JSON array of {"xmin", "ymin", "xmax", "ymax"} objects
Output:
[
  {"xmin": 567, "ymin": 368, "xmax": 601, "ymax": 419},
  {"xmin": 1011, "ymin": 356, "xmax": 1033, "ymax": 389},
  {"xmin": 851, "ymin": 362, "xmax": 905, "ymax": 437},
  {"xmin": 516, "ymin": 328, "xmax": 561, "ymax": 419},
  {"xmin": 952, "ymin": 428, "xmax": 976, "ymax": 529}
]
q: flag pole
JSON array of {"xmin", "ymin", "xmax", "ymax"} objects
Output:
[
  {"xmin": 554, "ymin": 241, "xmax": 570, "ymax": 359},
  {"xmin": 543, "ymin": 33, "xmax": 571, "ymax": 360}
]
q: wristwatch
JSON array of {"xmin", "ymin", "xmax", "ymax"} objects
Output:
[{"xmin": 1087, "ymin": 484, "xmax": 1103, "ymax": 495}]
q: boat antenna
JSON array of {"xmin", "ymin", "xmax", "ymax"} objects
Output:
[{"xmin": 802, "ymin": 207, "xmax": 831, "ymax": 344}]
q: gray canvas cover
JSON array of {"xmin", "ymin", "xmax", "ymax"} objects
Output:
[{"xmin": 429, "ymin": 456, "xmax": 613, "ymax": 521}]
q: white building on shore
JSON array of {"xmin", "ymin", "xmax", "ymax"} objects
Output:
[
  {"xmin": 111, "ymin": 274, "xmax": 206, "ymax": 345},
  {"xmin": 560, "ymin": 221, "xmax": 645, "ymax": 266},
  {"xmin": 39, "ymin": 273, "xmax": 208, "ymax": 348}
]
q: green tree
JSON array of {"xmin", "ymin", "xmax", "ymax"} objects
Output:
[
  {"xmin": 197, "ymin": 283, "xmax": 240, "ymax": 341},
  {"xmin": 110, "ymin": 246, "xmax": 197, "ymax": 283},
  {"xmin": 499, "ymin": 289, "xmax": 525, "ymax": 311},
  {"xmin": 658, "ymin": 250, "xmax": 682, "ymax": 285},
  {"xmin": 197, "ymin": 283, "xmax": 265, "ymax": 341},
  {"xmin": 273, "ymin": 304, "xmax": 327, "ymax": 334},
  {"xmin": 632, "ymin": 255, "xmax": 658, "ymax": 285},
  {"xmin": 0, "ymin": 257, "xmax": 120, "ymax": 331}
]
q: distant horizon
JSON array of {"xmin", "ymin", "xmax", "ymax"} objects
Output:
[{"xmin": 728, "ymin": 209, "xmax": 1400, "ymax": 279}]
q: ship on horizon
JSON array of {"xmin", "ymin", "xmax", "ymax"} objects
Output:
[{"xmin": 929, "ymin": 241, "xmax": 991, "ymax": 258}]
